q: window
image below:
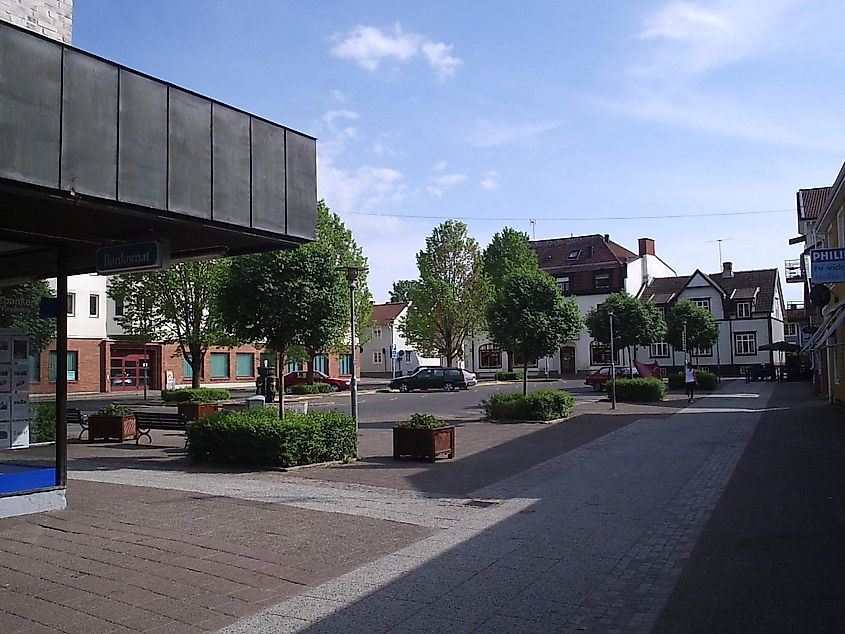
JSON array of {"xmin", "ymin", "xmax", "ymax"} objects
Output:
[
  {"xmin": 373, "ymin": 326, "xmax": 382, "ymax": 338},
  {"xmin": 567, "ymin": 249, "xmax": 581, "ymax": 260},
  {"xmin": 286, "ymin": 359, "xmax": 301, "ymax": 373},
  {"xmin": 113, "ymin": 298, "xmax": 124, "ymax": 317},
  {"xmin": 557, "ymin": 277, "xmax": 571, "ymax": 294},
  {"xmin": 785, "ymin": 323, "xmax": 798, "ymax": 336},
  {"xmin": 590, "ymin": 341, "xmax": 612, "ymax": 365},
  {"xmin": 48, "ymin": 351, "xmax": 78, "ymax": 381},
  {"xmin": 29, "ymin": 354, "xmax": 40, "ymax": 382},
  {"xmin": 478, "ymin": 344, "xmax": 502, "ymax": 369},
  {"xmin": 66, "ymin": 292, "xmax": 75, "ymax": 316},
  {"xmin": 373, "ymin": 350, "xmax": 383, "ymax": 364},
  {"xmin": 313, "ymin": 354, "xmax": 328, "ymax": 374},
  {"xmin": 692, "ymin": 298, "xmax": 711, "ymax": 312},
  {"xmin": 594, "ymin": 271, "xmax": 611, "ymax": 289},
  {"xmin": 734, "ymin": 332, "xmax": 757, "ymax": 355},
  {"xmin": 339, "ymin": 354, "xmax": 353, "ymax": 375},
  {"xmin": 736, "ymin": 302, "xmax": 751, "ymax": 318},
  {"xmin": 235, "ymin": 353, "xmax": 254, "ymax": 377},
  {"xmin": 512, "ymin": 352, "xmax": 538, "ymax": 367},
  {"xmin": 650, "ymin": 342, "xmax": 670, "ymax": 358},
  {"xmin": 89, "ymin": 294, "xmax": 99, "ymax": 317},
  {"xmin": 183, "ymin": 355, "xmax": 205, "ymax": 379},
  {"xmin": 210, "ymin": 352, "xmax": 229, "ymax": 378},
  {"xmin": 692, "ymin": 346, "xmax": 713, "ymax": 357}
]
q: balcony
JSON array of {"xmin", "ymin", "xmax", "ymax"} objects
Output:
[{"xmin": 784, "ymin": 259, "xmax": 805, "ymax": 283}]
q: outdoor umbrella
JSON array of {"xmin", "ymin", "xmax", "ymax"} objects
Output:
[{"xmin": 758, "ymin": 341, "xmax": 801, "ymax": 353}]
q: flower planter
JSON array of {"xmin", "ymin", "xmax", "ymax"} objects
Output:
[
  {"xmin": 88, "ymin": 415, "xmax": 136, "ymax": 442},
  {"xmin": 177, "ymin": 402, "xmax": 219, "ymax": 421},
  {"xmin": 392, "ymin": 426, "xmax": 455, "ymax": 463}
]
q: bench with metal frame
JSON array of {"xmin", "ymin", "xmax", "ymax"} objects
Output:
[
  {"xmin": 132, "ymin": 410, "xmax": 189, "ymax": 445},
  {"xmin": 67, "ymin": 407, "xmax": 88, "ymax": 440}
]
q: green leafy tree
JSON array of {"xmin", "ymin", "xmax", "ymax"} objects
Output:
[
  {"xmin": 666, "ymin": 299, "xmax": 718, "ymax": 361},
  {"xmin": 0, "ymin": 281, "xmax": 56, "ymax": 354},
  {"xmin": 488, "ymin": 270, "xmax": 582, "ymax": 394},
  {"xmin": 389, "ymin": 280, "xmax": 418, "ymax": 304},
  {"xmin": 107, "ymin": 262, "xmax": 235, "ymax": 388},
  {"xmin": 401, "ymin": 220, "xmax": 490, "ymax": 366},
  {"xmin": 585, "ymin": 292, "xmax": 667, "ymax": 369},
  {"xmin": 483, "ymin": 227, "xmax": 539, "ymax": 371}
]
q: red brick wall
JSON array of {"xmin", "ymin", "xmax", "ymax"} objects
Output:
[{"xmin": 29, "ymin": 338, "xmax": 105, "ymax": 395}]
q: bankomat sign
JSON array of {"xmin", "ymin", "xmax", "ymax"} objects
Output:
[
  {"xmin": 810, "ymin": 248, "xmax": 845, "ymax": 284},
  {"xmin": 96, "ymin": 240, "xmax": 170, "ymax": 274}
]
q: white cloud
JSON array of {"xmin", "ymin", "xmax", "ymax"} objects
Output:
[
  {"xmin": 468, "ymin": 118, "xmax": 560, "ymax": 147},
  {"xmin": 426, "ymin": 186, "xmax": 443, "ymax": 197},
  {"xmin": 430, "ymin": 173, "xmax": 467, "ymax": 186},
  {"xmin": 329, "ymin": 24, "xmax": 462, "ymax": 80},
  {"xmin": 322, "ymin": 109, "xmax": 359, "ymax": 125},
  {"xmin": 432, "ymin": 160, "xmax": 448, "ymax": 171},
  {"xmin": 329, "ymin": 89, "xmax": 347, "ymax": 102},
  {"xmin": 480, "ymin": 171, "xmax": 498, "ymax": 190}
]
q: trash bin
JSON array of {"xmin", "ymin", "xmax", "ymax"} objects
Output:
[{"xmin": 246, "ymin": 395, "xmax": 265, "ymax": 409}]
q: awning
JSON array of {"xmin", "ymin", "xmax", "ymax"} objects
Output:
[{"xmin": 802, "ymin": 304, "xmax": 845, "ymax": 352}]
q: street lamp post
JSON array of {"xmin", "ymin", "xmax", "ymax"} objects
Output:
[
  {"xmin": 337, "ymin": 265, "xmax": 367, "ymax": 459},
  {"xmin": 682, "ymin": 317, "xmax": 688, "ymax": 365},
  {"xmin": 608, "ymin": 306, "xmax": 616, "ymax": 410}
]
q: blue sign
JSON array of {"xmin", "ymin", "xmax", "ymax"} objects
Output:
[
  {"xmin": 811, "ymin": 248, "xmax": 845, "ymax": 284},
  {"xmin": 96, "ymin": 240, "xmax": 170, "ymax": 274},
  {"xmin": 390, "ymin": 343, "xmax": 398, "ymax": 359}
]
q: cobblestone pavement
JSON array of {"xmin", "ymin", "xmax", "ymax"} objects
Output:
[{"xmin": 3, "ymin": 380, "xmax": 840, "ymax": 633}]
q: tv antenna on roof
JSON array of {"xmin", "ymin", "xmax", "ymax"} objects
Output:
[
  {"xmin": 529, "ymin": 219, "xmax": 536, "ymax": 239},
  {"xmin": 705, "ymin": 238, "xmax": 733, "ymax": 268}
]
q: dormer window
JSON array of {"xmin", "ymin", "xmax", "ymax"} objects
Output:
[
  {"xmin": 594, "ymin": 271, "xmax": 611, "ymax": 289},
  {"xmin": 567, "ymin": 249, "xmax": 581, "ymax": 260},
  {"xmin": 737, "ymin": 302, "xmax": 751, "ymax": 318}
]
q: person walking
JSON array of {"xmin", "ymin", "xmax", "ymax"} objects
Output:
[{"xmin": 684, "ymin": 361, "xmax": 698, "ymax": 403}]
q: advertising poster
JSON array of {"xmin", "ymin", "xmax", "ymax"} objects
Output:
[
  {"xmin": 0, "ymin": 335, "xmax": 10, "ymax": 363},
  {"xmin": 0, "ymin": 364, "xmax": 10, "ymax": 393},
  {"xmin": 0, "ymin": 395, "xmax": 9, "ymax": 422}
]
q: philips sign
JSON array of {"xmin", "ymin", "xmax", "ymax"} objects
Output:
[
  {"xmin": 810, "ymin": 248, "xmax": 845, "ymax": 284},
  {"xmin": 96, "ymin": 240, "xmax": 170, "ymax": 274}
]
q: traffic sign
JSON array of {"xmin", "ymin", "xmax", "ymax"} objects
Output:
[{"xmin": 390, "ymin": 343, "xmax": 398, "ymax": 359}]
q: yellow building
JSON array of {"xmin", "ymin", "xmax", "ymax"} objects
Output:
[{"xmin": 802, "ymin": 163, "xmax": 845, "ymax": 403}]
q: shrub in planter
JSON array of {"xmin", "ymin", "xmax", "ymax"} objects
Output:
[
  {"xmin": 89, "ymin": 403, "xmax": 136, "ymax": 442},
  {"xmin": 161, "ymin": 387, "xmax": 230, "ymax": 404},
  {"xmin": 396, "ymin": 413, "xmax": 447, "ymax": 429},
  {"xmin": 186, "ymin": 407, "xmax": 356, "ymax": 467},
  {"xmin": 290, "ymin": 383, "xmax": 333, "ymax": 395},
  {"xmin": 495, "ymin": 371, "xmax": 524, "ymax": 381},
  {"xmin": 667, "ymin": 370, "xmax": 717, "ymax": 391},
  {"xmin": 482, "ymin": 389, "xmax": 575, "ymax": 422},
  {"xmin": 30, "ymin": 403, "xmax": 56, "ymax": 443},
  {"xmin": 393, "ymin": 413, "xmax": 454, "ymax": 462},
  {"xmin": 611, "ymin": 377, "xmax": 666, "ymax": 402}
]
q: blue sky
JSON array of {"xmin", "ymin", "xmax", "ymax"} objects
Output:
[{"xmin": 74, "ymin": 1, "xmax": 845, "ymax": 304}]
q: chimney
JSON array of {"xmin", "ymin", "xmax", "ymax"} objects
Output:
[
  {"xmin": 603, "ymin": 234, "xmax": 609, "ymax": 243},
  {"xmin": 722, "ymin": 261, "xmax": 734, "ymax": 278},
  {"xmin": 638, "ymin": 238, "xmax": 655, "ymax": 256}
]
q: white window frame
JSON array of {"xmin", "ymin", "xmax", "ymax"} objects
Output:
[
  {"xmin": 89, "ymin": 293, "xmax": 99, "ymax": 318},
  {"xmin": 692, "ymin": 298, "xmax": 711, "ymax": 312},
  {"xmin": 373, "ymin": 326, "xmax": 382, "ymax": 338},
  {"xmin": 736, "ymin": 302, "xmax": 751, "ymax": 318},
  {"xmin": 557, "ymin": 276, "xmax": 570, "ymax": 294},
  {"xmin": 692, "ymin": 346, "xmax": 713, "ymax": 357},
  {"xmin": 594, "ymin": 272, "xmax": 611, "ymax": 290},
  {"xmin": 373, "ymin": 350, "xmax": 383, "ymax": 364},
  {"xmin": 66, "ymin": 292, "xmax": 75, "ymax": 316},
  {"xmin": 734, "ymin": 332, "xmax": 757, "ymax": 356},
  {"xmin": 784, "ymin": 323, "xmax": 798, "ymax": 336},
  {"xmin": 650, "ymin": 342, "xmax": 670, "ymax": 358}
]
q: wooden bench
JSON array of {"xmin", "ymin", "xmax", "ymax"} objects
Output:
[
  {"xmin": 67, "ymin": 407, "xmax": 88, "ymax": 440},
  {"xmin": 132, "ymin": 410, "xmax": 189, "ymax": 445}
]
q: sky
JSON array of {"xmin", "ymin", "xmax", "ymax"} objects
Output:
[{"xmin": 73, "ymin": 0, "xmax": 845, "ymax": 305}]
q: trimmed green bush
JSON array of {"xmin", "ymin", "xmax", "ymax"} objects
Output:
[
  {"xmin": 30, "ymin": 403, "xmax": 56, "ymax": 443},
  {"xmin": 290, "ymin": 383, "xmax": 332, "ymax": 395},
  {"xmin": 186, "ymin": 407, "xmax": 356, "ymax": 467},
  {"xmin": 396, "ymin": 413, "xmax": 447, "ymax": 429},
  {"xmin": 611, "ymin": 378, "xmax": 666, "ymax": 402},
  {"xmin": 161, "ymin": 387, "xmax": 230, "ymax": 403},
  {"xmin": 667, "ymin": 370, "xmax": 717, "ymax": 391},
  {"xmin": 495, "ymin": 371, "xmax": 524, "ymax": 381},
  {"xmin": 95, "ymin": 403, "xmax": 133, "ymax": 416},
  {"xmin": 482, "ymin": 389, "xmax": 575, "ymax": 422}
]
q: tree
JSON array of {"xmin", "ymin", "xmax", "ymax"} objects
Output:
[
  {"xmin": 666, "ymin": 299, "xmax": 718, "ymax": 362},
  {"xmin": 0, "ymin": 281, "xmax": 56, "ymax": 354},
  {"xmin": 107, "ymin": 261, "xmax": 234, "ymax": 388},
  {"xmin": 482, "ymin": 227, "xmax": 539, "ymax": 371},
  {"xmin": 389, "ymin": 280, "xmax": 418, "ymax": 304},
  {"xmin": 488, "ymin": 270, "xmax": 582, "ymax": 394},
  {"xmin": 585, "ymin": 292, "xmax": 667, "ymax": 369},
  {"xmin": 401, "ymin": 220, "xmax": 490, "ymax": 366}
]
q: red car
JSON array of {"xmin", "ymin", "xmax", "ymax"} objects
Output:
[
  {"xmin": 584, "ymin": 366, "xmax": 638, "ymax": 391},
  {"xmin": 281, "ymin": 370, "xmax": 351, "ymax": 394}
]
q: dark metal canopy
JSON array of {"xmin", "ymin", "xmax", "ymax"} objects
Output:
[{"xmin": 0, "ymin": 21, "xmax": 317, "ymax": 282}]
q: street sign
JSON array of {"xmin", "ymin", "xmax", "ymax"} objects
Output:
[
  {"xmin": 390, "ymin": 343, "xmax": 397, "ymax": 359},
  {"xmin": 96, "ymin": 240, "xmax": 170, "ymax": 275},
  {"xmin": 810, "ymin": 248, "xmax": 845, "ymax": 284}
]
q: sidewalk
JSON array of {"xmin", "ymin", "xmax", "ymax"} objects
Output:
[{"xmin": 1, "ymin": 380, "xmax": 842, "ymax": 633}]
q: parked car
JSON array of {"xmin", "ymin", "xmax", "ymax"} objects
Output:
[
  {"xmin": 584, "ymin": 366, "xmax": 638, "ymax": 391},
  {"xmin": 389, "ymin": 367, "xmax": 476, "ymax": 392},
  {"xmin": 281, "ymin": 370, "xmax": 351, "ymax": 393}
]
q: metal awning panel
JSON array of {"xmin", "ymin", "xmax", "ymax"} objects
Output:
[{"xmin": 802, "ymin": 305, "xmax": 845, "ymax": 352}]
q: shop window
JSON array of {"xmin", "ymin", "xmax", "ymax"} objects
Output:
[
  {"xmin": 313, "ymin": 354, "xmax": 329, "ymax": 374},
  {"xmin": 590, "ymin": 341, "xmax": 611, "ymax": 365},
  {"xmin": 339, "ymin": 354, "xmax": 353, "ymax": 375},
  {"xmin": 210, "ymin": 353, "xmax": 229, "ymax": 378},
  {"xmin": 48, "ymin": 351, "xmax": 77, "ymax": 381},
  {"xmin": 512, "ymin": 352, "xmax": 538, "ymax": 368},
  {"xmin": 478, "ymin": 344, "xmax": 502, "ymax": 369},
  {"xmin": 183, "ymin": 355, "xmax": 205, "ymax": 379},
  {"xmin": 235, "ymin": 353, "xmax": 254, "ymax": 377}
]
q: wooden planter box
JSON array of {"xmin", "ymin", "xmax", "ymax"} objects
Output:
[
  {"xmin": 88, "ymin": 415, "xmax": 136, "ymax": 442},
  {"xmin": 177, "ymin": 402, "xmax": 219, "ymax": 421},
  {"xmin": 393, "ymin": 426, "xmax": 455, "ymax": 463}
]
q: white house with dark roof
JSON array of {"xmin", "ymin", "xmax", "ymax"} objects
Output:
[
  {"xmin": 359, "ymin": 302, "xmax": 440, "ymax": 377},
  {"xmin": 636, "ymin": 262, "xmax": 786, "ymax": 375}
]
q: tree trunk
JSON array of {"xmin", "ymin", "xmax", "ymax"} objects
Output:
[
  {"xmin": 507, "ymin": 351, "xmax": 514, "ymax": 373},
  {"xmin": 306, "ymin": 354, "xmax": 315, "ymax": 384},
  {"xmin": 522, "ymin": 360, "xmax": 529, "ymax": 395},
  {"xmin": 189, "ymin": 343, "xmax": 202, "ymax": 389}
]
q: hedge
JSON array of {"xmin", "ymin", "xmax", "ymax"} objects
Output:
[
  {"xmin": 667, "ymin": 370, "xmax": 718, "ymax": 391},
  {"xmin": 161, "ymin": 387, "xmax": 230, "ymax": 403},
  {"xmin": 495, "ymin": 371, "xmax": 524, "ymax": 381},
  {"xmin": 186, "ymin": 407, "xmax": 356, "ymax": 467},
  {"xmin": 483, "ymin": 389, "xmax": 575, "ymax": 422},
  {"xmin": 30, "ymin": 403, "xmax": 56, "ymax": 443},
  {"xmin": 610, "ymin": 378, "xmax": 666, "ymax": 402},
  {"xmin": 396, "ymin": 413, "xmax": 448, "ymax": 429},
  {"xmin": 290, "ymin": 383, "xmax": 332, "ymax": 395}
]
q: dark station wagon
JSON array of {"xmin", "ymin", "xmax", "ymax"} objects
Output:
[{"xmin": 389, "ymin": 367, "xmax": 477, "ymax": 393}]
